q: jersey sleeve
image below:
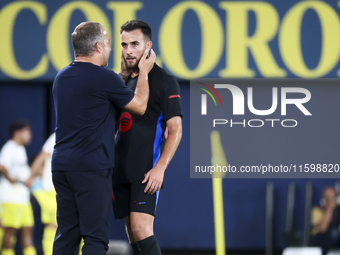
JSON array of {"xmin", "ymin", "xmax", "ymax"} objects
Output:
[
  {"xmin": 160, "ymin": 75, "xmax": 183, "ymax": 122},
  {"xmin": 0, "ymin": 144, "xmax": 13, "ymax": 170},
  {"xmin": 42, "ymin": 133, "xmax": 56, "ymax": 155},
  {"xmin": 104, "ymin": 71, "xmax": 135, "ymax": 108}
]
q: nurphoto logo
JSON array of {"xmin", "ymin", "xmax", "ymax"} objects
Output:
[{"xmin": 196, "ymin": 82, "xmax": 312, "ymax": 128}]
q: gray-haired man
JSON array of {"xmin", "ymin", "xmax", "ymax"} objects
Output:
[{"xmin": 51, "ymin": 21, "xmax": 155, "ymax": 255}]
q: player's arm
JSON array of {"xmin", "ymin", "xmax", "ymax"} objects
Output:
[
  {"xmin": 24, "ymin": 150, "xmax": 49, "ymax": 188},
  {"xmin": 0, "ymin": 164, "xmax": 16, "ymax": 184},
  {"xmin": 123, "ymin": 49, "xmax": 156, "ymax": 115},
  {"xmin": 142, "ymin": 116, "xmax": 182, "ymax": 194}
]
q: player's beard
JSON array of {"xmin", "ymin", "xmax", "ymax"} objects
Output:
[
  {"xmin": 126, "ymin": 56, "xmax": 140, "ymax": 73},
  {"xmin": 125, "ymin": 48, "xmax": 145, "ymax": 73}
]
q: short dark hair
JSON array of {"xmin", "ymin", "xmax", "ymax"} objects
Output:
[
  {"xmin": 8, "ymin": 120, "xmax": 30, "ymax": 138},
  {"xmin": 72, "ymin": 22, "xmax": 105, "ymax": 57},
  {"xmin": 120, "ymin": 20, "xmax": 152, "ymax": 41}
]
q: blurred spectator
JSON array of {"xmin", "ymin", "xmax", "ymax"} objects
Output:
[
  {"xmin": 25, "ymin": 133, "xmax": 56, "ymax": 255},
  {"xmin": 0, "ymin": 120, "xmax": 36, "ymax": 255},
  {"xmin": 334, "ymin": 181, "xmax": 340, "ymax": 205},
  {"xmin": 25, "ymin": 133, "xmax": 84, "ymax": 255},
  {"xmin": 0, "ymin": 193, "xmax": 3, "ymax": 251},
  {"xmin": 310, "ymin": 186, "xmax": 340, "ymax": 255}
]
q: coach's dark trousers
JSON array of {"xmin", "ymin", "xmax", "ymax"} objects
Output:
[{"xmin": 52, "ymin": 169, "xmax": 113, "ymax": 255}]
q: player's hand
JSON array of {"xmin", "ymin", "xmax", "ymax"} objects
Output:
[
  {"xmin": 24, "ymin": 177, "xmax": 34, "ymax": 188},
  {"xmin": 142, "ymin": 165, "xmax": 165, "ymax": 194},
  {"xmin": 0, "ymin": 164, "xmax": 17, "ymax": 184},
  {"xmin": 119, "ymin": 54, "xmax": 131, "ymax": 75},
  {"xmin": 138, "ymin": 48, "xmax": 156, "ymax": 74},
  {"xmin": 8, "ymin": 177, "xmax": 17, "ymax": 185},
  {"xmin": 118, "ymin": 54, "xmax": 131, "ymax": 82}
]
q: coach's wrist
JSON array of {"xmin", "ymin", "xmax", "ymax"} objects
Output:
[{"xmin": 138, "ymin": 70, "xmax": 149, "ymax": 80}]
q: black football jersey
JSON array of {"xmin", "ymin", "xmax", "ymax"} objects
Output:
[{"xmin": 113, "ymin": 64, "xmax": 183, "ymax": 183}]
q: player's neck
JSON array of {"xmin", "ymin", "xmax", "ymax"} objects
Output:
[
  {"xmin": 11, "ymin": 137, "xmax": 23, "ymax": 146},
  {"xmin": 130, "ymin": 62, "xmax": 155, "ymax": 78},
  {"xmin": 131, "ymin": 71, "xmax": 139, "ymax": 78}
]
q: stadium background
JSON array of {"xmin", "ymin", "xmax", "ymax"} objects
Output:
[{"xmin": 0, "ymin": 0, "xmax": 339, "ymax": 254}]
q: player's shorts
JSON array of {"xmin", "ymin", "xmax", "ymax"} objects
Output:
[
  {"xmin": 33, "ymin": 190, "xmax": 57, "ymax": 225},
  {"xmin": 0, "ymin": 205, "xmax": 2, "ymax": 226},
  {"xmin": 1, "ymin": 203, "xmax": 34, "ymax": 228},
  {"xmin": 112, "ymin": 182, "xmax": 160, "ymax": 219}
]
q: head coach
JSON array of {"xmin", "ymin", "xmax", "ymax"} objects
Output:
[{"xmin": 51, "ymin": 21, "xmax": 155, "ymax": 255}]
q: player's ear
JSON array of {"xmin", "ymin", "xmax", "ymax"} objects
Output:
[{"xmin": 146, "ymin": 41, "xmax": 152, "ymax": 50}]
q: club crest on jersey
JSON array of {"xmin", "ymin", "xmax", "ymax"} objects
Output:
[{"xmin": 120, "ymin": 112, "xmax": 133, "ymax": 132}]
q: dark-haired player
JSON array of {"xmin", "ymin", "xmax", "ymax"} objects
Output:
[
  {"xmin": 112, "ymin": 20, "xmax": 183, "ymax": 255},
  {"xmin": 0, "ymin": 120, "xmax": 36, "ymax": 255}
]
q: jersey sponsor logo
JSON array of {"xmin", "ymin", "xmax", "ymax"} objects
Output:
[
  {"xmin": 133, "ymin": 200, "xmax": 146, "ymax": 206},
  {"xmin": 168, "ymin": 94, "xmax": 181, "ymax": 99},
  {"xmin": 119, "ymin": 112, "xmax": 133, "ymax": 132}
]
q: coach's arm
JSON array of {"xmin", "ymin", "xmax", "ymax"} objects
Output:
[
  {"xmin": 142, "ymin": 116, "xmax": 182, "ymax": 194},
  {"xmin": 123, "ymin": 49, "xmax": 156, "ymax": 115}
]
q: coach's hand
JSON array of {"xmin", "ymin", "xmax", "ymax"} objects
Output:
[
  {"xmin": 142, "ymin": 165, "xmax": 164, "ymax": 194},
  {"xmin": 118, "ymin": 54, "xmax": 131, "ymax": 83},
  {"xmin": 138, "ymin": 48, "xmax": 156, "ymax": 74}
]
